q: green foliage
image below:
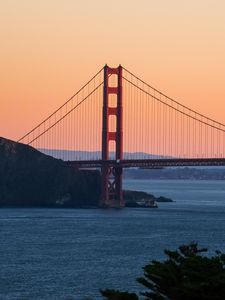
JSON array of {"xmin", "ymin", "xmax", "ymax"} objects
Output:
[
  {"xmin": 138, "ymin": 242, "xmax": 225, "ymax": 300},
  {"xmin": 101, "ymin": 243, "xmax": 225, "ymax": 300}
]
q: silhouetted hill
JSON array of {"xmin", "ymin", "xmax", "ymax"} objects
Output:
[
  {"xmin": 0, "ymin": 137, "xmax": 101, "ymax": 207},
  {"xmin": 39, "ymin": 148, "xmax": 167, "ymax": 160}
]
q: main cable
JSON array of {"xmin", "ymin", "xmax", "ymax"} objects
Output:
[
  {"xmin": 26, "ymin": 82, "xmax": 103, "ymax": 145},
  {"xmin": 123, "ymin": 67, "xmax": 225, "ymax": 129},
  {"xmin": 123, "ymin": 77, "xmax": 225, "ymax": 133},
  {"xmin": 18, "ymin": 66, "xmax": 104, "ymax": 142}
]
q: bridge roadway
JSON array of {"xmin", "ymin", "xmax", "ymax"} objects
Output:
[{"xmin": 67, "ymin": 158, "xmax": 225, "ymax": 169}]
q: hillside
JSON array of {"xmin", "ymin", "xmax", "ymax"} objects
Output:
[{"xmin": 0, "ymin": 137, "xmax": 101, "ymax": 207}]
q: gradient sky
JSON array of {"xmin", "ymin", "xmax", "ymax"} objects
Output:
[{"xmin": 1, "ymin": 0, "xmax": 225, "ymax": 141}]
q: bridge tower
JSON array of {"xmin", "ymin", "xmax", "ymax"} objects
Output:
[{"xmin": 100, "ymin": 65, "xmax": 124, "ymax": 207}]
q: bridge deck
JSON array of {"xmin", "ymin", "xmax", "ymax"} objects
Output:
[{"xmin": 67, "ymin": 158, "xmax": 225, "ymax": 169}]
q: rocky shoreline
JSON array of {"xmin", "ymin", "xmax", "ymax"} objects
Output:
[{"xmin": 124, "ymin": 190, "xmax": 173, "ymax": 208}]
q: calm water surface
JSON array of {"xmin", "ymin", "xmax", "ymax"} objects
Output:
[{"xmin": 1, "ymin": 180, "xmax": 225, "ymax": 299}]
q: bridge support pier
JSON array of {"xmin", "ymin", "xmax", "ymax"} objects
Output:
[{"xmin": 100, "ymin": 65, "xmax": 124, "ymax": 208}]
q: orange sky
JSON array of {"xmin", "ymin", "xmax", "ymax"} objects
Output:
[{"xmin": 1, "ymin": 0, "xmax": 225, "ymax": 141}]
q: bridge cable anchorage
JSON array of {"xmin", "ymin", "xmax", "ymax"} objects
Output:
[
  {"xmin": 122, "ymin": 77, "xmax": 225, "ymax": 133},
  {"xmin": 17, "ymin": 66, "xmax": 104, "ymax": 143},
  {"xmin": 123, "ymin": 67, "xmax": 225, "ymax": 129}
]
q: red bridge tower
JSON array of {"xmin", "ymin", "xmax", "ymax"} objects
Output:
[{"xmin": 100, "ymin": 65, "xmax": 124, "ymax": 207}]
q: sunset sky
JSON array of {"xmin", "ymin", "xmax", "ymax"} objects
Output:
[{"xmin": 1, "ymin": 0, "xmax": 225, "ymax": 142}]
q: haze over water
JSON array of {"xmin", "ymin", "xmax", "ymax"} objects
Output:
[{"xmin": 1, "ymin": 179, "xmax": 225, "ymax": 300}]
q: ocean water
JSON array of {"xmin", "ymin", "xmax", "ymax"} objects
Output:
[{"xmin": 1, "ymin": 180, "xmax": 225, "ymax": 300}]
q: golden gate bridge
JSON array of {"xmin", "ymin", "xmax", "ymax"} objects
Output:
[{"xmin": 18, "ymin": 65, "xmax": 225, "ymax": 207}]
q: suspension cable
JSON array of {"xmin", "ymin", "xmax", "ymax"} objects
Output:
[
  {"xmin": 26, "ymin": 82, "xmax": 103, "ymax": 145},
  {"xmin": 18, "ymin": 66, "xmax": 104, "ymax": 142},
  {"xmin": 123, "ymin": 67, "xmax": 225, "ymax": 128},
  {"xmin": 123, "ymin": 77, "xmax": 225, "ymax": 133}
]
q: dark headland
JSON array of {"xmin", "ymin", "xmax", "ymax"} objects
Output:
[{"xmin": 0, "ymin": 137, "xmax": 172, "ymax": 208}]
